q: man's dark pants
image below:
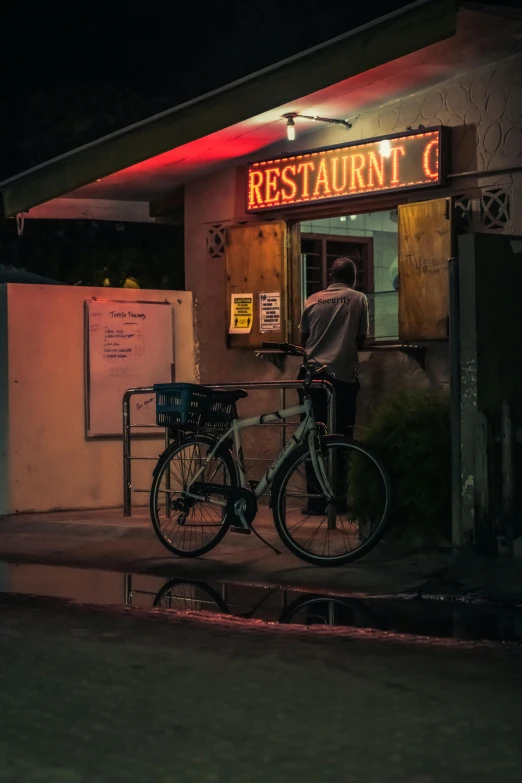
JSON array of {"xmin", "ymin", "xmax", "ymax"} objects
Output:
[{"xmin": 297, "ymin": 369, "xmax": 359, "ymax": 509}]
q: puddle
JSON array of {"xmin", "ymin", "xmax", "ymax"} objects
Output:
[{"xmin": 1, "ymin": 561, "xmax": 522, "ymax": 643}]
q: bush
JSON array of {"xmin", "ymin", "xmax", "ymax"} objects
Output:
[{"xmin": 349, "ymin": 389, "xmax": 451, "ymax": 545}]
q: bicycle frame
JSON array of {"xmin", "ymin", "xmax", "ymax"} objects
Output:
[{"xmin": 183, "ymin": 396, "xmax": 333, "ymax": 506}]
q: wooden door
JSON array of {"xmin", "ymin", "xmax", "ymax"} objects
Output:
[
  {"xmin": 398, "ymin": 198, "xmax": 454, "ymax": 341},
  {"xmin": 225, "ymin": 221, "xmax": 290, "ymax": 348}
]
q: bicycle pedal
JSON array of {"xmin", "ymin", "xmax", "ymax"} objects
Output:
[{"xmin": 229, "ymin": 526, "xmax": 252, "ymax": 535}]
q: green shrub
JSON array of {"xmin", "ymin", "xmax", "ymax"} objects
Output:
[{"xmin": 349, "ymin": 389, "xmax": 451, "ymax": 544}]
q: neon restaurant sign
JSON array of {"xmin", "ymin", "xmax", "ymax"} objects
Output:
[{"xmin": 246, "ymin": 128, "xmax": 446, "ymax": 212}]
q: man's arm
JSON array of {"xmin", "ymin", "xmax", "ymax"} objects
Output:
[{"xmin": 300, "ymin": 331, "xmax": 309, "ymax": 349}]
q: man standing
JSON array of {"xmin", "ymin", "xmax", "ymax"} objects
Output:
[
  {"xmin": 299, "ymin": 256, "xmax": 368, "ymax": 439},
  {"xmin": 298, "ymin": 257, "xmax": 368, "ymax": 513}
]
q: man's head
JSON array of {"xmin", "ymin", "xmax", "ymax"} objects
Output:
[{"xmin": 330, "ymin": 257, "xmax": 357, "ymax": 286}]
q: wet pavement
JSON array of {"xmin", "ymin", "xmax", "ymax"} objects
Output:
[
  {"xmin": 0, "ymin": 508, "xmax": 457, "ymax": 598},
  {"xmin": 2, "ymin": 575, "xmax": 522, "ymax": 782},
  {"xmin": 3, "ymin": 508, "xmax": 522, "ymax": 605},
  {"xmin": 2, "ymin": 560, "xmax": 521, "ymax": 645}
]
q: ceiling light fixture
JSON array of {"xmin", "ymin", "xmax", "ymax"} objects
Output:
[
  {"xmin": 282, "ymin": 112, "xmax": 352, "ymax": 141},
  {"xmin": 286, "ymin": 116, "xmax": 295, "ymax": 141}
]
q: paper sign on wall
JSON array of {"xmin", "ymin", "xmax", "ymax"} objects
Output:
[
  {"xmin": 229, "ymin": 293, "xmax": 253, "ymax": 334},
  {"xmin": 259, "ymin": 292, "xmax": 281, "ymax": 333}
]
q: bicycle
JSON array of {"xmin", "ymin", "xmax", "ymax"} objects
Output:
[{"xmin": 150, "ymin": 342, "xmax": 391, "ymax": 566}]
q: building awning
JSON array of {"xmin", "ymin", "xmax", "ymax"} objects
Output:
[{"xmin": 1, "ymin": 0, "xmax": 520, "ymax": 221}]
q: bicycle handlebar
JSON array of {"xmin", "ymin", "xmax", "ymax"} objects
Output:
[
  {"xmin": 260, "ymin": 342, "xmax": 328, "ymax": 389},
  {"xmin": 261, "ymin": 341, "xmax": 306, "ymax": 358}
]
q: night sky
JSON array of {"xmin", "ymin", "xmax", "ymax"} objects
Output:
[
  {"xmin": 0, "ymin": 0, "xmax": 415, "ymax": 179},
  {"xmin": 2, "ymin": 0, "xmax": 522, "ymax": 180}
]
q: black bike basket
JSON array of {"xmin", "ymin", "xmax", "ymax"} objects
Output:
[{"xmin": 153, "ymin": 383, "xmax": 237, "ymax": 431}]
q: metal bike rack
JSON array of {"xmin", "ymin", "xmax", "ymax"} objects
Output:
[{"xmin": 122, "ymin": 380, "xmax": 336, "ymax": 516}]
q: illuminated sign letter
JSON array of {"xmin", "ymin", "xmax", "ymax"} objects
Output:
[
  {"xmin": 265, "ymin": 168, "xmax": 281, "ymax": 204},
  {"xmin": 350, "ymin": 154, "xmax": 366, "ymax": 190},
  {"xmin": 281, "ymin": 165, "xmax": 298, "ymax": 201},
  {"xmin": 248, "ymin": 170, "xmax": 264, "ymax": 208},
  {"xmin": 390, "ymin": 147, "xmax": 406, "ymax": 185},
  {"xmin": 313, "ymin": 158, "xmax": 331, "ymax": 196},
  {"xmin": 423, "ymin": 139, "xmax": 439, "ymax": 180},
  {"xmin": 297, "ymin": 161, "xmax": 315, "ymax": 198},
  {"xmin": 367, "ymin": 152, "xmax": 385, "ymax": 187},
  {"xmin": 331, "ymin": 157, "xmax": 349, "ymax": 193}
]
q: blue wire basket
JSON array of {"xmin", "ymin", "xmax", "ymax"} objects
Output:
[{"xmin": 154, "ymin": 383, "xmax": 238, "ymax": 431}]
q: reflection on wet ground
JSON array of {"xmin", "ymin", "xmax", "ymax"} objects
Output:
[{"xmin": 1, "ymin": 561, "xmax": 521, "ymax": 643}]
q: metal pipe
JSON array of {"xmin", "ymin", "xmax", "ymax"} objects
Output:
[
  {"xmin": 326, "ymin": 385, "xmax": 338, "ymax": 529},
  {"xmin": 124, "ymin": 574, "xmax": 132, "ymax": 605},
  {"xmin": 448, "ymin": 164, "xmax": 522, "ymax": 179},
  {"xmin": 326, "ymin": 385, "xmax": 337, "ymax": 435},
  {"xmin": 122, "ymin": 386, "xmax": 155, "ymax": 517},
  {"xmin": 280, "ymin": 387, "xmax": 286, "ymax": 450},
  {"xmin": 123, "ymin": 391, "xmax": 132, "ymax": 517}
]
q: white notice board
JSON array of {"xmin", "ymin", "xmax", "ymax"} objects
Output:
[{"xmin": 86, "ymin": 299, "xmax": 174, "ymax": 436}]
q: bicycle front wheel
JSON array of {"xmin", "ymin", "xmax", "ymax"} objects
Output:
[
  {"xmin": 153, "ymin": 579, "xmax": 229, "ymax": 614},
  {"xmin": 150, "ymin": 435, "xmax": 238, "ymax": 557},
  {"xmin": 272, "ymin": 435, "xmax": 391, "ymax": 566}
]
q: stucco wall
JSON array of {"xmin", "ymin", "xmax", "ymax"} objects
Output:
[
  {"xmin": 185, "ymin": 52, "xmax": 522, "ymax": 471},
  {"xmin": 0, "ymin": 284, "xmax": 196, "ymax": 514}
]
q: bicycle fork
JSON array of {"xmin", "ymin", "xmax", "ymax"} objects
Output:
[{"xmin": 307, "ymin": 430, "xmax": 335, "ymax": 501}]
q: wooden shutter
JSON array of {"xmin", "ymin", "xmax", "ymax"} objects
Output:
[
  {"xmin": 398, "ymin": 198, "xmax": 454, "ymax": 341},
  {"xmin": 225, "ymin": 221, "xmax": 290, "ymax": 348}
]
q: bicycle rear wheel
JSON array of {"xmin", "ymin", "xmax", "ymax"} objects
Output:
[
  {"xmin": 272, "ymin": 435, "xmax": 390, "ymax": 566},
  {"xmin": 150, "ymin": 435, "xmax": 238, "ymax": 557}
]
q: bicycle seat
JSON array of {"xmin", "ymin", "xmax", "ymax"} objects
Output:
[{"xmin": 210, "ymin": 388, "xmax": 248, "ymax": 402}]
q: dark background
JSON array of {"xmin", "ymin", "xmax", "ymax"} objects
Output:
[
  {"xmin": 1, "ymin": 0, "xmax": 521, "ymax": 287},
  {"xmin": 0, "ymin": 0, "xmax": 420, "ymax": 178}
]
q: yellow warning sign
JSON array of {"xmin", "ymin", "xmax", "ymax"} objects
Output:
[{"xmin": 229, "ymin": 293, "xmax": 254, "ymax": 334}]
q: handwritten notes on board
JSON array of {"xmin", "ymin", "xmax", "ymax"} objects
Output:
[{"xmin": 86, "ymin": 301, "xmax": 174, "ymax": 436}]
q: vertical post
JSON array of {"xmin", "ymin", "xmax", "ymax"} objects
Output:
[
  {"xmin": 164, "ymin": 431, "xmax": 172, "ymax": 521},
  {"xmin": 326, "ymin": 382, "xmax": 337, "ymax": 529},
  {"xmin": 123, "ymin": 390, "xmax": 132, "ymax": 517},
  {"xmin": 280, "ymin": 387, "xmax": 286, "ymax": 450},
  {"xmin": 326, "ymin": 382, "xmax": 336, "ymax": 435},
  {"xmin": 501, "ymin": 399, "xmax": 514, "ymax": 554},
  {"xmin": 124, "ymin": 574, "xmax": 132, "ymax": 605},
  {"xmin": 475, "ymin": 411, "xmax": 494, "ymax": 555},
  {"xmin": 448, "ymin": 256, "xmax": 462, "ymax": 546}
]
